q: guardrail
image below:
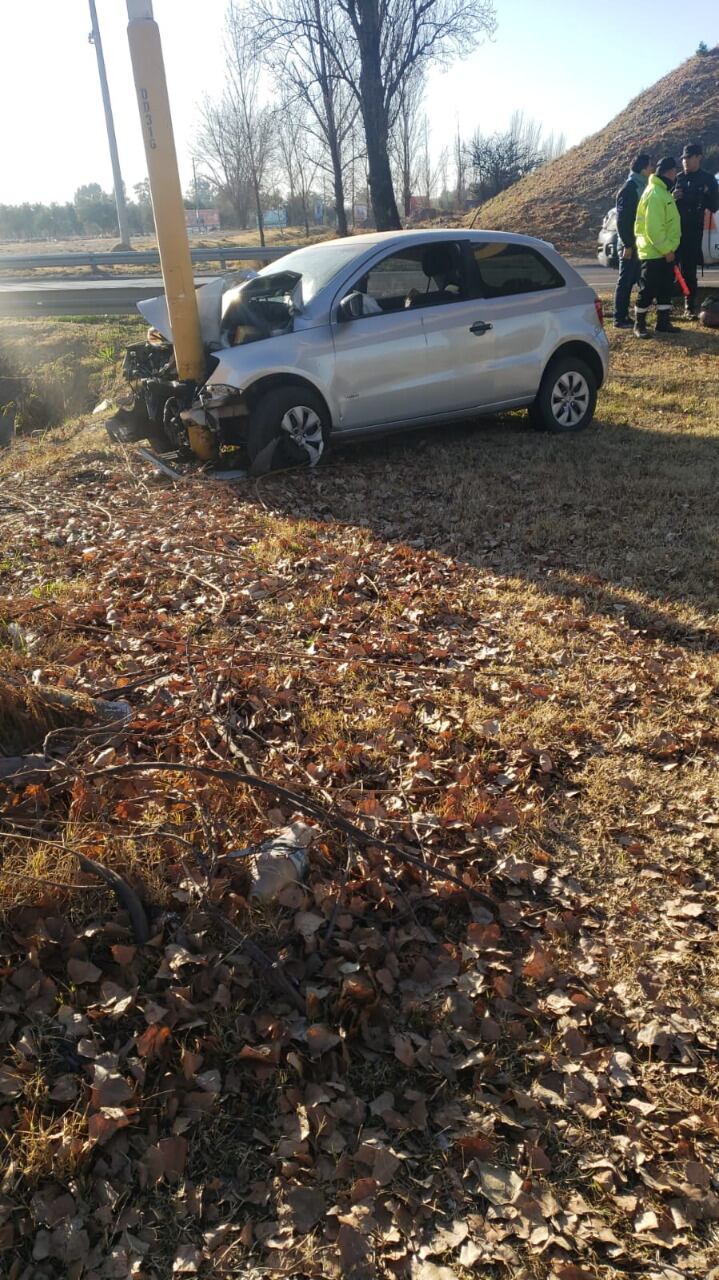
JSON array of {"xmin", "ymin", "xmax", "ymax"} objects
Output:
[{"xmin": 0, "ymin": 245, "xmax": 295, "ymax": 272}]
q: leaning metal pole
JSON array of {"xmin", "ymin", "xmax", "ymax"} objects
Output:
[
  {"xmin": 125, "ymin": 0, "xmax": 204, "ymax": 382},
  {"xmin": 88, "ymin": 0, "xmax": 131, "ymax": 248}
]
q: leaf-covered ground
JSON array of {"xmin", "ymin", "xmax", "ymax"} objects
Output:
[{"xmin": 1, "ymin": 313, "xmax": 718, "ymax": 1279}]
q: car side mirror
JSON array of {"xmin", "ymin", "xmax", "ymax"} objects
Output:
[{"xmin": 338, "ymin": 291, "xmax": 366, "ymax": 322}]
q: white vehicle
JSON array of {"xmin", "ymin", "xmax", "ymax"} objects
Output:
[{"xmin": 108, "ymin": 230, "xmax": 610, "ymax": 470}]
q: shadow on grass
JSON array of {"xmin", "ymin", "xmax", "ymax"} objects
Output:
[{"xmin": 255, "ymin": 407, "xmax": 719, "ymax": 650}]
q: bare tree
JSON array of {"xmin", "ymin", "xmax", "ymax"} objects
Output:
[
  {"xmin": 197, "ymin": 94, "xmax": 254, "ymax": 227},
  {"xmin": 276, "ymin": 94, "xmax": 322, "ymax": 235},
  {"xmin": 417, "ymin": 115, "xmax": 438, "ymax": 204},
  {"xmin": 436, "ymin": 145, "xmax": 449, "ymax": 206},
  {"xmin": 226, "ymin": 5, "xmax": 276, "ymax": 247},
  {"xmin": 467, "ymin": 110, "xmax": 548, "ymax": 203},
  {"xmin": 542, "ymin": 130, "xmax": 567, "ymax": 163},
  {"xmin": 454, "ymin": 123, "xmax": 466, "ymax": 210},
  {"xmin": 466, "ymin": 112, "xmax": 568, "ymax": 207},
  {"xmin": 254, "ymin": 0, "xmax": 357, "ymax": 236},
  {"xmin": 390, "ymin": 70, "xmax": 424, "ymax": 218},
  {"xmin": 334, "ymin": 0, "xmax": 496, "ymax": 229}
]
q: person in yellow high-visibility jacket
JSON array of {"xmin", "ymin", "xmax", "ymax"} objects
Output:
[{"xmin": 633, "ymin": 156, "xmax": 682, "ymax": 338}]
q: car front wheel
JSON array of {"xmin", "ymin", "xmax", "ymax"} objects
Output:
[
  {"xmin": 246, "ymin": 386, "xmax": 330, "ymax": 475},
  {"xmin": 529, "ymin": 356, "xmax": 597, "ymax": 433}
]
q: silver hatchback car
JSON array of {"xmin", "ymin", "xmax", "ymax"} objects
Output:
[{"xmin": 112, "ymin": 230, "xmax": 609, "ymax": 471}]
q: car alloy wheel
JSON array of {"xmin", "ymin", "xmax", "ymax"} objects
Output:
[
  {"xmin": 550, "ymin": 371, "xmax": 590, "ymax": 429},
  {"xmin": 280, "ymin": 404, "xmax": 324, "ymax": 466},
  {"xmin": 247, "ymin": 385, "xmax": 330, "ymax": 475}
]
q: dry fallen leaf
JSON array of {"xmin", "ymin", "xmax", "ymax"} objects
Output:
[
  {"xmin": 283, "ymin": 1186, "xmax": 327, "ymax": 1233},
  {"xmin": 67, "ymin": 957, "xmax": 102, "ymax": 984},
  {"xmin": 305, "ymin": 1024, "xmax": 341, "ymax": 1056},
  {"xmin": 476, "ymin": 1162, "xmax": 523, "ymax": 1205}
]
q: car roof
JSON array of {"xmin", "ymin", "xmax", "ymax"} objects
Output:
[{"xmin": 322, "ymin": 228, "xmax": 555, "ymax": 251}]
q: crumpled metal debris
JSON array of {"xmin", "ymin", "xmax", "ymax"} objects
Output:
[{"xmin": 226, "ymin": 821, "xmax": 314, "ymax": 901}]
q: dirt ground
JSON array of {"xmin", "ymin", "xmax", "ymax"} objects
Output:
[{"xmin": 0, "ymin": 303, "xmax": 718, "ymax": 1279}]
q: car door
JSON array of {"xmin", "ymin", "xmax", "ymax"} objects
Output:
[
  {"xmin": 331, "ymin": 242, "xmax": 472, "ymax": 429},
  {"xmin": 466, "ymin": 241, "xmax": 567, "ymax": 404},
  {"xmin": 418, "ymin": 240, "xmax": 497, "ymax": 413}
]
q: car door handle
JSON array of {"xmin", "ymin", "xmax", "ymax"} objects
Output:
[{"xmin": 469, "ymin": 320, "xmax": 493, "ymax": 334}]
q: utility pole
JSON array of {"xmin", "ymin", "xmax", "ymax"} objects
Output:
[
  {"xmin": 126, "ymin": 0, "xmax": 204, "ymax": 383},
  {"xmin": 88, "ymin": 0, "xmax": 131, "ymax": 248}
]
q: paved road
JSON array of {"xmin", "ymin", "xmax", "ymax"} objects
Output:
[
  {"xmin": 0, "ymin": 275, "xmax": 219, "ymax": 317},
  {"xmin": 1, "ymin": 261, "xmax": 717, "ymax": 316}
]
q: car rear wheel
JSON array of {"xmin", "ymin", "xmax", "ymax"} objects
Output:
[
  {"xmin": 246, "ymin": 386, "xmax": 330, "ymax": 475},
  {"xmin": 529, "ymin": 356, "xmax": 597, "ymax": 433}
]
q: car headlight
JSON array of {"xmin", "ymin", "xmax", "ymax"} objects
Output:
[{"xmin": 199, "ymin": 384, "xmax": 241, "ymax": 407}]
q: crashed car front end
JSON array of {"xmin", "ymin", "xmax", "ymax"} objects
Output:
[{"xmin": 105, "ymin": 269, "xmax": 305, "ymax": 462}]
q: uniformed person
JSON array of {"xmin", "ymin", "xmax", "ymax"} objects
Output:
[
  {"xmin": 613, "ymin": 153, "xmax": 654, "ymax": 328},
  {"xmin": 674, "ymin": 143, "xmax": 719, "ymax": 317}
]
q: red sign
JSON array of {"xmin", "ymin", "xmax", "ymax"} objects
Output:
[{"xmin": 185, "ymin": 209, "xmax": 220, "ymax": 230}]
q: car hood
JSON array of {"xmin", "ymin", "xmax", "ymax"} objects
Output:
[
  {"xmin": 137, "ymin": 278, "xmax": 228, "ymax": 348},
  {"xmin": 135, "ymin": 267, "xmax": 300, "ymax": 350}
]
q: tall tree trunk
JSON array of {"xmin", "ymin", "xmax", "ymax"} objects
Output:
[
  {"xmin": 402, "ymin": 141, "xmax": 411, "ymax": 218},
  {"xmin": 351, "ymin": 1, "xmax": 400, "ymax": 230},
  {"xmin": 332, "ymin": 160, "xmax": 349, "ymax": 236},
  {"xmin": 253, "ymin": 179, "xmax": 265, "ymax": 247},
  {"xmin": 361, "ymin": 95, "xmax": 400, "ymax": 229},
  {"xmin": 312, "ymin": 0, "xmax": 348, "ymax": 236}
]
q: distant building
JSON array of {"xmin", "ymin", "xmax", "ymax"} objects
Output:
[
  {"xmin": 185, "ymin": 209, "xmax": 220, "ymax": 231},
  {"xmin": 263, "ymin": 208, "xmax": 288, "ymax": 229}
]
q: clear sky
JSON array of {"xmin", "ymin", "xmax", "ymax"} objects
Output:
[{"xmin": 0, "ymin": 0, "xmax": 715, "ymax": 206}]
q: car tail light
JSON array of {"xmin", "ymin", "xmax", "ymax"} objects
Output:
[{"xmin": 594, "ymin": 298, "xmax": 605, "ymax": 328}]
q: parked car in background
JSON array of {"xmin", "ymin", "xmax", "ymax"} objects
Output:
[
  {"xmin": 108, "ymin": 230, "xmax": 610, "ymax": 470},
  {"xmin": 597, "ymin": 207, "xmax": 619, "ymax": 268}
]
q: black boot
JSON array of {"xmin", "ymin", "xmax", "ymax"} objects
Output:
[
  {"xmin": 684, "ymin": 293, "xmax": 698, "ymax": 318},
  {"xmin": 656, "ymin": 309, "xmax": 680, "ymax": 334},
  {"xmin": 633, "ymin": 310, "xmax": 650, "ymax": 338}
]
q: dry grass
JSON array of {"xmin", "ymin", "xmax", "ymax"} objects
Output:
[{"xmin": 0, "ymin": 302, "xmax": 718, "ymax": 1276}]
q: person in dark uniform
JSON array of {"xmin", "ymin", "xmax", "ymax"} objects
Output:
[
  {"xmin": 613, "ymin": 153, "xmax": 654, "ymax": 328},
  {"xmin": 674, "ymin": 143, "xmax": 719, "ymax": 317}
]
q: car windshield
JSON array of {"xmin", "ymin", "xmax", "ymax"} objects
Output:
[
  {"xmin": 256, "ymin": 241, "xmax": 368, "ymax": 304},
  {"xmin": 219, "ymin": 242, "xmax": 369, "ymax": 346}
]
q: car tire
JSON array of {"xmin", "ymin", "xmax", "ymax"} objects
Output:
[
  {"xmin": 246, "ymin": 386, "xmax": 330, "ymax": 475},
  {"xmin": 528, "ymin": 355, "xmax": 598, "ymax": 433}
]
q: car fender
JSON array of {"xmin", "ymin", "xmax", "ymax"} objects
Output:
[
  {"xmin": 205, "ymin": 325, "xmax": 340, "ymax": 424},
  {"xmin": 544, "ymin": 327, "xmax": 609, "ymax": 388}
]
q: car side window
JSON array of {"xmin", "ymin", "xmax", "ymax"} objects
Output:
[
  {"xmin": 471, "ymin": 243, "xmax": 565, "ymax": 299},
  {"xmin": 353, "ymin": 243, "xmax": 469, "ymax": 315}
]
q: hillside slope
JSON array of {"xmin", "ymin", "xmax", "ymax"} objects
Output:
[{"xmin": 469, "ymin": 47, "xmax": 719, "ymax": 251}]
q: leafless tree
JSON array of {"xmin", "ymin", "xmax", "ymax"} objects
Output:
[
  {"xmin": 225, "ymin": 4, "xmax": 276, "ymax": 246},
  {"xmin": 254, "ymin": 0, "xmax": 358, "ymax": 236},
  {"xmin": 334, "ymin": 0, "xmax": 497, "ymax": 229},
  {"xmin": 196, "ymin": 94, "xmax": 254, "ymax": 228},
  {"xmin": 454, "ymin": 123, "xmax": 466, "ymax": 209},
  {"xmin": 436, "ymin": 145, "xmax": 449, "ymax": 205},
  {"xmin": 276, "ymin": 94, "xmax": 322, "ymax": 235},
  {"xmin": 390, "ymin": 70, "xmax": 424, "ymax": 218},
  {"xmin": 542, "ymin": 130, "xmax": 568, "ymax": 163},
  {"xmin": 258, "ymin": 1, "xmax": 496, "ymax": 231},
  {"xmin": 467, "ymin": 110, "xmax": 549, "ymax": 203}
]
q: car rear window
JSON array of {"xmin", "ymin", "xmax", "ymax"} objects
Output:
[{"xmin": 471, "ymin": 243, "xmax": 565, "ymax": 298}]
